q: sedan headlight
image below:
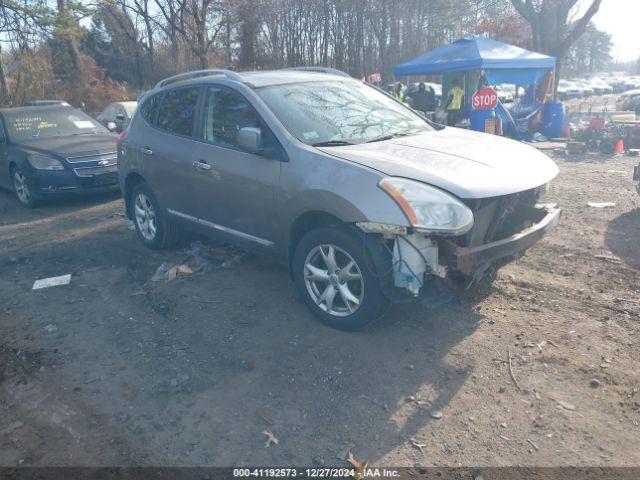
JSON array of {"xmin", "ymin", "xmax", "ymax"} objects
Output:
[
  {"xmin": 379, "ymin": 177, "xmax": 474, "ymax": 235},
  {"xmin": 27, "ymin": 154, "xmax": 64, "ymax": 171}
]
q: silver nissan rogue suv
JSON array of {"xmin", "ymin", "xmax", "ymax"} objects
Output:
[{"xmin": 118, "ymin": 68, "xmax": 560, "ymax": 330}]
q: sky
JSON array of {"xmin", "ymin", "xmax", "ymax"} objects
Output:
[{"xmin": 580, "ymin": 0, "xmax": 640, "ymax": 63}]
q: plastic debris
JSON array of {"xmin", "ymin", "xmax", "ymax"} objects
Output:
[
  {"xmin": 151, "ymin": 263, "xmax": 178, "ymax": 282},
  {"xmin": 262, "ymin": 430, "xmax": 278, "ymax": 448},
  {"xmin": 587, "ymin": 202, "xmax": 615, "ymax": 208},
  {"xmin": 177, "ymin": 264, "xmax": 193, "ymax": 276},
  {"xmin": 535, "ymin": 202, "xmax": 558, "ymax": 209},
  {"xmin": 32, "ymin": 274, "xmax": 71, "ymax": 290}
]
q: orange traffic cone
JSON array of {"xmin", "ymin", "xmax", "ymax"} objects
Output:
[
  {"xmin": 614, "ymin": 138, "xmax": 625, "ymax": 155},
  {"xmin": 562, "ymin": 123, "xmax": 571, "ymax": 138}
]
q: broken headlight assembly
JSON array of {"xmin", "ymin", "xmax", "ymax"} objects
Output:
[{"xmin": 379, "ymin": 177, "xmax": 474, "ymax": 235}]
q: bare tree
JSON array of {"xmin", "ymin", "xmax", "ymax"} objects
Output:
[{"xmin": 510, "ymin": 0, "xmax": 603, "ymax": 79}]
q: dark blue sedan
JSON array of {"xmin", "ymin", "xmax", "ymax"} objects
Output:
[{"xmin": 0, "ymin": 105, "xmax": 119, "ymax": 207}]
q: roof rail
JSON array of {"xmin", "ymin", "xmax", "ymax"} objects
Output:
[
  {"xmin": 154, "ymin": 69, "xmax": 244, "ymax": 89},
  {"xmin": 286, "ymin": 66, "xmax": 352, "ymax": 78}
]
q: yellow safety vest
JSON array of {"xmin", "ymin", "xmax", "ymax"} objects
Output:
[{"xmin": 447, "ymin": 86, "xmax": 463, "ymax": 110}]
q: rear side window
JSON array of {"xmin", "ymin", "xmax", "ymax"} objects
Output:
[
  {"xmin": 157, "ymin": 87, "xmax": 200, "ymax": 137},
  {"xmin": 139, "ymin": 94, "xmax": 161, "ymax": 125}
]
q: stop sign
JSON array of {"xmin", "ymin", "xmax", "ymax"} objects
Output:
[{"xmin": 472, "ymin": 86, "xmax": 499, "ymax": 110}]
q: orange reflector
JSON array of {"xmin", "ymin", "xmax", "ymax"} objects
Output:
[{"xmin": 379, "ymin": 181, "xmax": 419, "ymax": 226}]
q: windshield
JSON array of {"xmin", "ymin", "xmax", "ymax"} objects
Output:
[
  {"xmin": 123, "ymin": 103, "xmax": 137, "ymax": 116},
  {"xmin": 257, "ymin": 80, "xmax": 433, "ymax": 146},
  {"xmin": 4, "ymin": 108, "xmax": 108, "ymax": 142}
]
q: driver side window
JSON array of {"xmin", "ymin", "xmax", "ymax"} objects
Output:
[{"xmin": 202, "ymin": 85, "xmax": 266, "ymax": 152}]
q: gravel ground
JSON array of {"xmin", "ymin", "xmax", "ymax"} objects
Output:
[{"xmin": 0, "ymin": 149, "xmax": 639, "ymax": 468}]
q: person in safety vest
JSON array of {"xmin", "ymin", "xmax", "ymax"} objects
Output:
[
  {"xmin": 446, "ymin": 79, "xmax": 464, "ymax": 126},
  {"xmin": 392, "ymin": 82, "xmax": 404, "ymax": 102}
]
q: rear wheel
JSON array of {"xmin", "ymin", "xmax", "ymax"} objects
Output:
[
  {"xmin": 130, "ymin": 182, "xmax": 179, "ymax": 249},
  {"xmin": 12, "ymin": 166, "xmax": 38, "ymax": 208},
  {"xmin": 292, "ymin": 226, "xmax": 390, "ymax": 331}
]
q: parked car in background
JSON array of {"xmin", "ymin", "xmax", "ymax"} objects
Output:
[
  {"xmin": 0, "ymin": 104, "xmax": 119, "ymax": 207},
  {"xmin": 23, "ymin": 100, "xmax": 71, "ymax": 107},
  {"xmin": 97, "ymin": 101, "xmax": 137, "ymax": 133},
  {"xmin": 575, "ymin": 79, "xmax": 594, "ymax": 97},
  {"xmin": 557, "ymin": 80, "xmax": 581, "ymax": 100},
  {"xmin": 118, "ymin": 68, "xmax": 560, "ymax": 330},
  {"xmin": 495, "ymin": 84, "xmax": 515, "ymax": 103},
  {"xmin": 587, "ymin": 78, "xmax": 613, "ymax": 95},
  {"xmin": 617, "ymin": 89, "xmax": 640, "ymax": 112}
]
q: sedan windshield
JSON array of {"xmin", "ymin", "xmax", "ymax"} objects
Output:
[
  {"xmin": 257, "ymin": 80, "xmax": 433, "ymax": 146},
  {"xmin": 4, "ymin": 108, "xmax": 108, "ymax": 142}
]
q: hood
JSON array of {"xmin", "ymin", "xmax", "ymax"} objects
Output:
[
  {"xmin": 15, "ymin": 134, "xmax": 118, "ymax": 159},
  {"xmin": 318, "ymin": 128, "xmax": 559, "ymax": 199}
]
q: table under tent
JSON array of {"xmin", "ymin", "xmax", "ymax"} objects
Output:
[{"xmin": 394, "ymin": 36, "xmax": 563, "ymax": 140}]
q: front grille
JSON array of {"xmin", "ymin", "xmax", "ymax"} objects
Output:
[
  {"xmin": 457, "ymin": 187, "xmax": 543, "ymax": 247},
  {"xmin": 66, "ymin": 152, "xmax": 117, "ymax": 164},
  {"xmin": 73, "ymin": 163, "xmax": 117, "ymax": 177}
]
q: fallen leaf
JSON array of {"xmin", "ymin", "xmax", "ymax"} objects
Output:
[
  {"xmin": 347, "ymin": 451, "xmax": 368, "ymax": 479},
  {"xmin": 557, "ymin": 400, "xmax": 576, "ymax": 411},
  {"xmin": 410, "ymin": 439, "xmax": 427, "ymax": 452},
  {"xmin": 262, "ymin": 430, "xmax": 279, "ymax": 448}
]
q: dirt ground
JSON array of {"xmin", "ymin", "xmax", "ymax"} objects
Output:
[{"xmin": 0, "ymin": 148, "xmax": 639, "ymax": 468}]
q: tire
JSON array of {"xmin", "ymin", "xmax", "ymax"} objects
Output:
[
  {"xmin": 11, "ymin": 166, "xmax": 39, "ymax": 208},
  {"xmin": 130, "ymin": 182, "xmax": 180, "ymax": 249},
  {"xmin": 292, "ymin": 226, "xmax": 390, "ymax": 331}
]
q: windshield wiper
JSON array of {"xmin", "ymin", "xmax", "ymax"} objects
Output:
[
  {"xmin": 311, "ymin": 140, "xmax": 355, "ymax": 147},
  {"xmin": 365, "ymin": 133, "xmax": 411, "ymax": 143}
]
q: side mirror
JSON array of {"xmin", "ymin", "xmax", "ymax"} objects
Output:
[
  {"xmin": 106, "ymin": 121, "xmax": 117, "ymax": 132},
  {"xmin": 237, "ymin": 127, "xmax": 263, "ymax": 154}
]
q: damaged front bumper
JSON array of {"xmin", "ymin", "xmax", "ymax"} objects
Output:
[
  {"xmin": 358, "ymin": 205, "xmax": 561, "ymax": 299},
  {"xmin": 441, "ymin": 207, "xmax": 561, "ymax": 274}
]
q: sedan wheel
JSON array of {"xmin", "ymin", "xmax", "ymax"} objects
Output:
[
  {"xmin": 13, "ymin": 171, "xmax": 30, "ymax": 204},
  {"xmin": 304, "ymin": 244, "xmax": 364, "ymax": 317},
  {"xmin": 134, "ymin": 192, "xmax": 157, "ymax": 241}
]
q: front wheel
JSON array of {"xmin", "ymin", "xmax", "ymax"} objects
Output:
[
  {"xmin": 130, "ymin": 182, "xmax": 180, "ymax": 249},
  {"xmin": 12, "ymin": 167, "xmax": 39, "ymax": 208},
  {"xmin": 292, "ymin": 226, "xmax": 390, "ymax": 331}
]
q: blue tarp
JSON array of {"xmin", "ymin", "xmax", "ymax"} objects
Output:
[{"xmin": 394, "ymin": 36, "xmax": 555, "ymax": 85}]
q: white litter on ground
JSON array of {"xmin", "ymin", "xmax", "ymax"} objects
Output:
[
  {"xmin": 587, "ymin": 202, "xmax": 615, "ymax": 208},
  {"xmin": 32, "ymin": 274, "xmax": 72, "ymax": 290}
]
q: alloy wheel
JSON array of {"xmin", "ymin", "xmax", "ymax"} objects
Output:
[
  {"xmin": 13, "ymin": 171, "xmax": 31, "ymax": 204},
  {"xmin": 134, "ymin": 193, "xmax": 157, "ymax": 241},
  {"xmin": 304, "ymin": 244, "xmax": 364, "ymax": 317}
]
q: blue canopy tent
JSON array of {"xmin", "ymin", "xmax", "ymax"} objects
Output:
[
  {"xmin": 394, "ymin": 35, "xmax": 555, "ymax": 85},
  {"xmin": 394, "ymin": 36, "xmax": 559, "ymax": 138}
]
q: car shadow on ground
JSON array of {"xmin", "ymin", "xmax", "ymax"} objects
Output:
[
  {"xmin": 604, "ymin": 207, "xmax": 640, "ymax": 268},
  {"xmin": 0, "ymin": 203, "xmax": 485, "ymax": 464},
  {"xmin": 0, "ymin": 188, "xmax": 121, "ymax": 227}
]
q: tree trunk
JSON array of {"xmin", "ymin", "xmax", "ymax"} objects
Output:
[{"xmin": 0, "ymin": 45, "xmax": 8, "ymax": 106}]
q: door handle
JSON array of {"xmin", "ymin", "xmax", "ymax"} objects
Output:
[
  {"xmin": 193, "ymin": 160, "xmax": 212, "ymax": 171},
  {"xmin": 140, "ymin": 147, "xmax": 153, "ymax": 155}
]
